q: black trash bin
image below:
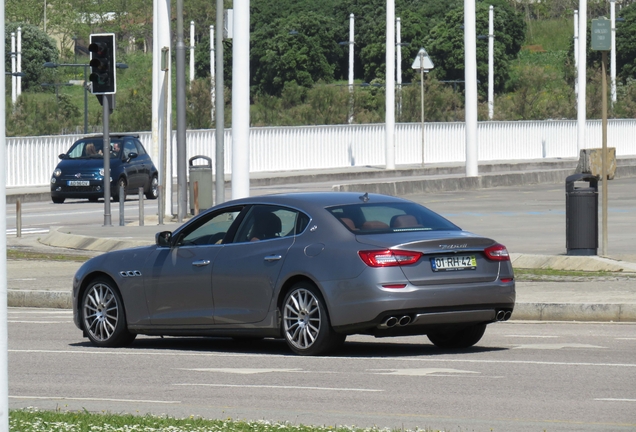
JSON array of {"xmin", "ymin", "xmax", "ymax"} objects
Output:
[
  {"xmin": 565, "ymin": 173, "xmax": 599, "ymax": 256},
  {"xmin": 189, "ymin": 156, "xmax": 214, "ymax": 214}
]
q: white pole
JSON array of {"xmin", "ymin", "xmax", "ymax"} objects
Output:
[
  {"xmin": 152, "ymin": 0, "xmax": 173, "ymax": 218},
  {"xmin": 577, "ymin": 0, "xmax": 587, "ymax": 154},
  {"xmin": 210, "ymin": 24, "xmax": 215, "ymax": 123},
  {"xmin": 396, "ymin": 17, "xmax": 402, "ymax": 121},
  {"xmin": 385, "ymin": 0, "xmax": 396, "ymax": 170},
  {"xmin": 0, "ymin": 1, "xmax": 9, "ymax": 429},
  {"xmin": 348, "ymin": 13, "xmax": 354, "ymax": 124},
  {"xmin": 488, "ymin": 6, "xmax": 494, "ymax": 120},
  {"xmin": 464, "ymin": 0, "xmax": 478, "ymax": 177},
  {"xmin": 574, "ymin": 10, "xmax": 579, "ymax": 96},
  {"xmin": 11, "ymin": 33, "xmax": 16, "ymax": 105},
  {"xmin": 190, "ymin": 21, "xmax": 195, "ymax": 83},
  {"xmin": 232, "ymin": 0, "xmax": 250, "ymax": 199},
  {"xmin": 17, "ymin": 27, "xmax": 21, "ymax": 98},
  {"xmin": 611, "ymin": 0, "xmax": 617, "ymax": 105}
]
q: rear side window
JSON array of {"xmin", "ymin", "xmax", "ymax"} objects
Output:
[{"xmin": 327, "ymin": 202, "xmax": 459, "ymax": 234}]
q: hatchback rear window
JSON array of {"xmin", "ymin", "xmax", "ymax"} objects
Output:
[{"xmin": 327, "ymin": 202, "xmax": 459, "ymax": 234}]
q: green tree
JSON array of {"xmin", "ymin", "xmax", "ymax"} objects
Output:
[
  {"xmin": 251, "ymin": 12, "xmax": 341, "ymax": 95},
  {"xmin": 4, "ymin": 22, "xmax": 59, "ymax": 92},
  {"xmin": 424, "ymin": 1, "xmax": 526, "ymax": 96}
]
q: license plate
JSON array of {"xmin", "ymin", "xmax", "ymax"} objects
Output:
[
  {"xmin": 431, "ymin": 255, "xmax": 477, "ymax": 272},
  {"xmin": 67, "ymin": 180, "xmax": 90, "ymax": 186}
]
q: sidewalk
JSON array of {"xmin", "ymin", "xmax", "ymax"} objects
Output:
[{"xmin": 6, "ymin": 157, "xmax": 636, "ymax": 322}]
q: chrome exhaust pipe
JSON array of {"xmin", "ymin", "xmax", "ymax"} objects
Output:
[
  {"xmin": 496, "ymin": 310, "xmax": 506, "ymax": 321},
  {"xmin": 383, "ymin": 317, "xmax": 398, "ymax": 328},
  {"xmin": 398, "ymin": 315, "xmax": 411, "ymax": 326},
  {"xmin": 503, "ymin": 311, "xmax": 512, "ymax": 321}
]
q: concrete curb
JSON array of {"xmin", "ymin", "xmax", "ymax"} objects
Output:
[
  {"xmin": 41, "ymin": 226, "xmax": 153, "ymax": 252},
  {"xmin": 511, "ymin": 253, "xmax": 636, "ymax": 273},
  {"xmin": 8, "ymin": 289, "xmax": 636, "ymax": 323},
  {"xmin": 512, "ymin": 303, "xmax": 636, "ymax": 322}
]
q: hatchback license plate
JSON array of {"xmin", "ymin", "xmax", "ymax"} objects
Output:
[
  {"xmin": 67, "ymin": 180, "xmax": 90, "ymax": 186},
  {"xmin": 431, "ymin": 255, "xmax": 477, "ymax": 272}
]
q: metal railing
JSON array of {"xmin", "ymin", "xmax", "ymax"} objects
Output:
[{"xmin": 7, "ymin": 119, "xmax": 636, "ymax": 188}]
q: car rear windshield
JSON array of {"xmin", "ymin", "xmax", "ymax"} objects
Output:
[
  {"xmin": 65, "ymin": 138, "xmax": 125, "ymax": 159},
  {"xmin": 327, "ymin": 202, "xmax": 460, "ymax": 234}
]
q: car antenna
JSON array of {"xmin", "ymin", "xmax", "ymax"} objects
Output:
[{"xmin": 359, "ymin": 192, "xmax": 369, "ymax": 202}]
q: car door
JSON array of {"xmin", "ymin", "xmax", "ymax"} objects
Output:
[
  {"xmin": 134, "ymin": 139, "xmax": 152, "ymax": 188},
  {"xmin": 122, "ymin": 139, "xmax": 142, "ymax": 190},
  {"xmin": 211, "ymin": 205, "xmax": 298, "ymax": 324},
  {"xmin": 144, "ymin": 206, "xmax": 244, "ymax": 325}
]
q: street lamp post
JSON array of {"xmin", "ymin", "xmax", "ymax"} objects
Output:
[{"xmin": 412, "ymin": 48, "xmax": 433, "ymax": 167}]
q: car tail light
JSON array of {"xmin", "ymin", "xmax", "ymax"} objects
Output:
[
  {"xmin": 358, "ymin": 250, "xmax": 423, "ymax": 267},
  {"xmin": 484, "ymin": 244, "xmax": 510, "ymax": 261}
]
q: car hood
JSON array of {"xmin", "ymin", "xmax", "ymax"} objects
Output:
[{"xmin": 56, "ymin": 158, "xmax": 111, "ymax": 171}]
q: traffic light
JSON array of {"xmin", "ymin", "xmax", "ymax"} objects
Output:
[{"xmin": 88, "ymin": 33, "xmax": 116, "ymax": 94}]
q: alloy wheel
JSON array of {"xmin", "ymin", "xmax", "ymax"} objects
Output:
[
  {"xmin": 283, "ymin": 288, "xmax": 322, "ymax": 350},
  {"xmin": 83, "ymin": 282, "xmax": 120, "ymax": 343}
]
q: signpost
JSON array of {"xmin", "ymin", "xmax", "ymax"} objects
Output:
[
  {"xmin": 412, "ymin": 48, "xmax": 434, "ymax": 167},
  {"xmin": 591, "ymin": 17, "xmax": 610, "ymax": 256}
]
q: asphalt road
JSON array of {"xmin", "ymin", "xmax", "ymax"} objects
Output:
[
  {"xmin": 8, "ymin": 308, "xmax": 636, "ymax": 432},
  {"xmin": 6, "ymin": 178, "xmax": 636, "ymax": 259}
]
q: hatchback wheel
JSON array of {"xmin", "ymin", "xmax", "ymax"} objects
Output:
[
  {"xmin": 52, "ymin": 197, "xmax": 65, "ymax": 204},
  {"xmin": 82, "ymin": 277, "xmax": 136, "ymax": 347},
  {"xmin": 145, "ymin": 175, "xmax": 158, "ymax": 200},
  {"xmin": 427, "ymin": 323, "xmax": 487, "ymax": 349},
  {"xmin": 282, "ymin": 283, "xmax": 345, "ymax": 356}
]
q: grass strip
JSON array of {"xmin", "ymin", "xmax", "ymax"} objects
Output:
[
  {"xmin": 514, "ymin": 268, "xmax": 636, "ymax": 279},
  {"xmin": 9, "ymin": 408, "xmax": 436, "ymax": 432},
  {"xmin": 7, "ymin": 249, "xmax": 91, "ymax": 262}
]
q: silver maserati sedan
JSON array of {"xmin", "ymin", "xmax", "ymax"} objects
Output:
[{"xmin": 72, "ymin": 192, "xmax": 515, "ymax": 355}]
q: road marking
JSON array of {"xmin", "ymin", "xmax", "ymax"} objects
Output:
[
  {"xmin": 10, "ymin": 395, "xmax": 180, "ymax": 404},
  {"xmin": 616, "ymin": 338, "xmax": 636, "ymax": 340},
  {"xmin": 174, "ymin": 383, "xmax": 382, "ymax": 392},
  {"xmin": 370, "ymin": 368, "xmax": 479, "ymax": 376},
  {"xmin": 595, "ymin": 398, "xmax": 636, "ymax": 402},
  {"xmin": 505, "ymin": 335, "xmax": 558, "ymax": 338},
  {"xmin": 8, "ymin": 321, "xmax": 72, "ymax": 324},
  {"xmin": 9, "ymin": 349, "xmax": 636, "ymax": 368},
  {"xmin": 6, "ymin": 228, "xmax": 49, "ymax": 235},
  {"xmin": 178, "ymin": 368, "xmax": 302, "ymax": 374},
  {"xmin": 512, "ymin": 343, "xmax": 605, "ymax": 350}
]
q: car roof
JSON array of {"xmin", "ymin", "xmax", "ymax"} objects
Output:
[
  {"xmin": 225, "ymin": 192, "xmax": 411, "ymax": 210},
  {"xmin": 76, "ymin": 134, "xmax": 140, "ymax": 140}
]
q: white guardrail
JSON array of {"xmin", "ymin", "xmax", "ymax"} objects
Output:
[{"xmin": 7, "ymin": 119, "xmax": 636, "ymax": 188}]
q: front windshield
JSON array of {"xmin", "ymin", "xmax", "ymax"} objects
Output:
[{"xmin": 65, "ymin": 138, "xmax": 123, "ymax": 159}]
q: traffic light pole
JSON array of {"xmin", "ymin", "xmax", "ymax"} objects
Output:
[{"xmin": 102, "ymin": 95, "xmax": 112, "ymax": 226}]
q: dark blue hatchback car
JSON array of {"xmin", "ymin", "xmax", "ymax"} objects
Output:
[{"xmin": 50, "ymin": 134, "xmax": 158, "ymax": 204}]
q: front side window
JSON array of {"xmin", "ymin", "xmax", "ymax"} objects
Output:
[
  {"xmin": 327, "ymin": 202, "xmax": 460, "ymax": 234},
  {"xmin": 177, "ymin": 207, "xmax": 243, "ymax": 246},
  {"xmin": 233, "ymin": 205, "xmax": 308, "ymax": 243}
]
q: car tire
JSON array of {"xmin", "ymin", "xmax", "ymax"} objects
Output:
[
  {"xmin": 427, "ymin": 323, "xmax": 487, "ymax": 349},
  {"xmin": 81, "ymin": 277, "xmax": 136, "ymax": 347},
  {"xmin": 282, "ymin": 282, "xmax": 345, "ymax": 356},
  {"xmin": 52, "ymin": 197, "xmax": 65, "ymax": 204},
  {"xmin": 145, "ymin": 175, "xmax": 158, "ymax": 200},
  {"xmin": 112, "ymin": 178, "xmax": 127, "ymax": 202}
]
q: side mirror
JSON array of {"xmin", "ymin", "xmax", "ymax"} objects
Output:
[
  {"xmin": 126, "ymin": 152, "xmax": 138, "ymax": 162},
  {"xmin": 58, "ymin": 154, "xmax": 66, "ymax": 160},
  {"xmin": 155, "ymin": 231, "xmax": 172, "ymax": 247}
]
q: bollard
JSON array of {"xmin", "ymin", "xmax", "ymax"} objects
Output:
[
  {"xmin": 194, "ymin": 181, "xmax": 199, "ymax": 216},
  {"xmin": 158, "ymin": 185, "xmax": 164, "ymax": 225},
  {"xmin": 119, "ymin": 184, "xmax": 125, "ymax": 226},
  {"xmin": 16, "ymin": 199, "xmax": 22, "ymax": 238},
  {"xmin": 138, "ymin": 187, "xmax": 144, "ymax": 226}
]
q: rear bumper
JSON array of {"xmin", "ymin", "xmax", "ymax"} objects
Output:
[{"xmin": 321, "ymin": 274, "xmax": 515, "ymax": 333}]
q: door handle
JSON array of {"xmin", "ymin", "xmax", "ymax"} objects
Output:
[
  {"xmin": 264, "ymin": 254, "xmax": 282, "ymax": 262},
  {"xmin": 192, "ymin": 260, "xmax": 211, "ymax": 267}
]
